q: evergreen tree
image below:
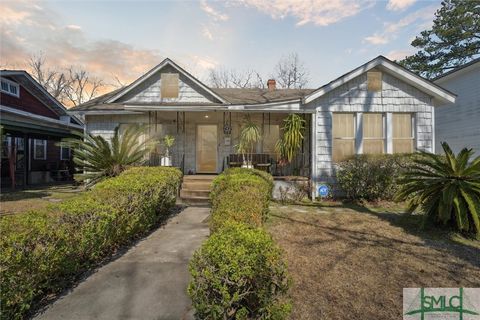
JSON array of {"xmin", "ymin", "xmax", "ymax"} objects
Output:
[{"xmin": 400, "ymin": 0, "xmax": 480, "ymax": 79}]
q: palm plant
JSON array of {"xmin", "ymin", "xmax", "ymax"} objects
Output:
[
  {"xmin": 162, "ymin": 135, "xmax": 175, "ymax": 158},
  {"xmin": 396, "ymin": 142, "xmax": 480, "ymax": 238},
  {"xmin": 275, "ymin": 114, "xmax": 305, "ymax": 163},
  {"xmin": 60, "ymin": 124, "xmax": 153, "ymax": 187},
  {"xmin": 236, "ymin": 115, "xmax": 261, "ymax": 167}
]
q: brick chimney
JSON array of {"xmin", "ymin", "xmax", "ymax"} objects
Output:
[{"xmin": 267, "ymin": 79, "xmax": 276, "ymax": 91}]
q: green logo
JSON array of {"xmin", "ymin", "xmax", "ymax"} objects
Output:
[{"xmin": 404, "ymin": 288, "xmax": 480, "ymax": 320}]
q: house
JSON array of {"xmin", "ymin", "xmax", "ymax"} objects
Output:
[
  {"xmin": 0, "ymin": 70, "xmax": 84, "ymax": 188},
  {"xmin": 434, "ymin": 58, "xmax": 480, "ymax": 157},
  {"xmin": 69, "ymin": 56, "xmax": 455, "ymax": 198}
]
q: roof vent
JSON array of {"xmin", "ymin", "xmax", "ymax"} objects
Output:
[{"xmin": 267, "ymin": 79, "xmax": 276, "ymax": 91}]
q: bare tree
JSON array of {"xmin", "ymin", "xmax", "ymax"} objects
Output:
[
  {"xmin": 28, "ymin": 54, "xmax": 71, "ymax": 103},
  {"xmin": 208, "ymin": 67, "xmax": 264, "ymax": 88},
  {"xmin": 273, "ymin": 52, "xmax": 309, "ymax": 89},
  {"xmin": 64, "ymin": 68, "xmax": 104, "ymax": 107}
]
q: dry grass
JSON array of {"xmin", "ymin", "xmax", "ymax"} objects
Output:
[
  {"xmin": 267, "ymin": 202, "xmax": 480, "ymax": 320},
  {"xmin": 0, "ymin": 184, "xmax": 82, "ymax": 215}
]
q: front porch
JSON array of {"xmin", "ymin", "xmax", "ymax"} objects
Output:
[{"xmin": 94, "ymin": 111, "xmax": 312, "ymax": 177}]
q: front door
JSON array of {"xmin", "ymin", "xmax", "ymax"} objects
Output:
[{"xmin": 196, "ymin": 125, "xmax": 217, "ymax": 173}]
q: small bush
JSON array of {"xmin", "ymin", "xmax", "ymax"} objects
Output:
[
  {"xmin": 210, "ymin": 170, "xmax": 272, "ymax": 232},
  {"xmin": 188, "ymin": 222, "xmax": 290, "ymax": 320},
  {"xmin": 0, "ymin": 167, "xmax": 182, "ymax": 319},
  {"xmin": 336, "ymin": 154, "xmax": 416, "ymax": 201}
]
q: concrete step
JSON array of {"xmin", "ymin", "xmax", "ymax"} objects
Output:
[
  {"xmin": 182, "ymin": 175, "xmax": 216, "ymax": 182},
  {"xmin": 180, "ymin": 189, "xmax": 210, "ymax": 198},
  {"xmin": 178, "ymin": 196, "xmax": 211, "ymax": 206},
  {"xmin": 182, "ymin": 181, "xmax": 213, "ymax": 191}
]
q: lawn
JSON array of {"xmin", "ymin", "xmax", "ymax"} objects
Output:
[
  {"xmin": 267, "ymin": 202, "xmax": 480, "ymax": 320},
  {"xmin": 0, "ymin": 184, "xmax": 82, "ymax": 215}
]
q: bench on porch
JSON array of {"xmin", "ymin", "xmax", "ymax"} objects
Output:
[{"xmin": 227, "ymin": 153, "xmax": 273, "ymax": 172}]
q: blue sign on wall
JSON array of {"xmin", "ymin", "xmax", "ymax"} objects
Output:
[{"xmin": 318, "ymin": 185, "xmax": 330, "ymax": 198}]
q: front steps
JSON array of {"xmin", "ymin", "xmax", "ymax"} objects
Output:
[{"xmin": 179, "ymin": 175, "xmax": 216, "ymax": 205}]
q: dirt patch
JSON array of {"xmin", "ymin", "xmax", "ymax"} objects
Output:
[{"xmin": 267, "ymin": 203, "xmax": 480, "ymax": 320}]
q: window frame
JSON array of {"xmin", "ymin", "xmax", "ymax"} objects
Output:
[
  {"xmin": 392, "ymin": 113, "xmax": 415, "ymax": 154},
  {"xmin": 0, "ymin": 77, "xmax": 20, "ymax": 97},
  {"xmin": 332, "ymin": 112, "xmax": 356, "ymax": 162},
  {"xmin": 33, "ymin": 139, "xmax": 47, "ymax": 160},
  {"xmin": 60, "ymin": 146, "xmax": 71, "ymax": 160},
  {"xmin": 362, "ymin": 113, "xmax": 385, "ymax": 154},
  {"xmin": 160, "ymin": 73, "xmax": 179, "ymax": 99}
]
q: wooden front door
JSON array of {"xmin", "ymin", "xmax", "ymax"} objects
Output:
[{"xmin": 196, "ymin": 125, "xmax": 217, "ymax": 173}]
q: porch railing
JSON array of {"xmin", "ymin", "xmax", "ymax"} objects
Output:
[{"xmin": 225, "ymin": 153, "xmax": 310, "ymax": 177}]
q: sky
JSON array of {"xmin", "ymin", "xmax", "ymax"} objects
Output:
[{"xmin": 0, "ymin": 0, "xmax": 441, "ymax": 91}]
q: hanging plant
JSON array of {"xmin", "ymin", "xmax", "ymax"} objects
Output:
[{"xmin": 275, "ymin": 114, "xmax": 305, "ymax": 163}]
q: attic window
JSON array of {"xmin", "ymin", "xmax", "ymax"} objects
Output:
[
  {"xmin": 161, "ymin": 73, "xmax": 179, "ymax": 98},
  {"xmin": 1, "ymin": 78, "xmax": 20, "ymax": 97},
  {"xmin": 367, "ymin": 71, "xmax": 382, "ymax": 92}
]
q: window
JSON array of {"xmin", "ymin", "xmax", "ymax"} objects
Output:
[
  {"xmin": 33, "ymin": 139, "xmax": 47, "ymax": 160},
  {"xmin": 262, "ymin": 125, "xmax": 280, "ymax": 154},
  {"xmin": 333, "ymin": 113, "xmax": 355, "ymax": 162},
  {"xmin": 161, "ymin": 73, "xmax": 179, "ymax": 98},
  {"xmin": 363, "ymin": 113, "xmax": 384, "ymax": 154},
  {"xmin": 393, "ymin": 113, "xmax": 414, "ymax": 153},
  {"xmin": 1, "ymin": 78, "xmax": 20, "ymax": 97},
  {"xmin": 60, "ymin": 146, "xmax": 71, "ymax": 160},
  {"xmin": 367, "ymin": 71, "xmax": 382, "ymax": 92}
]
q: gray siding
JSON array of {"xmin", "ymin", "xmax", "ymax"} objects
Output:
[
  {"xmin": 307, "ymin": 71, "xmax": 435, "ymax": 195},
  {"xmin": 118, "ymin": 65, "xmax": 218, "ymax": 104},
  {"xmin": 434, "ymin": 63, "xmax": 480, "ymax": 156}
]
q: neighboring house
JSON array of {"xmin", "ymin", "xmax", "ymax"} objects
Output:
[
  {"xmin": 434, "ymin": 58, "xmax": 480, "ymax": 156},
  {"xmin": 69, "ymin": 56, "xmax": 455, "ymax": 197},
  {"xmin": 0, "ymin": 70, "xmax": 84, "ymax": 188}
]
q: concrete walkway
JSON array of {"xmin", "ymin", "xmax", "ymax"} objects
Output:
[{"xmin": 34, "ymin": 206, "xmax": 210, "ymax": 320}]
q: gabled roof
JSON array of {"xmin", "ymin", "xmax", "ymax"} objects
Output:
[
  {"xmin": 0, "ymin": 70, "xmax": 83, "ymax": 125},
  {"xmin": 105, "ymin": 58, "xmax": 229, "ymax": 104},
  {"xmin": 303, "ymin": 55, "xmax": 456, "ymax": 105}
]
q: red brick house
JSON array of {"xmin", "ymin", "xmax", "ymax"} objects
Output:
[{"xmin": 0, "ymin": 70, "xmax": 83, "ymax": 189}]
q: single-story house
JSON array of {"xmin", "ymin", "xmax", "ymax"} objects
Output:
[
  {"xmin": 69, "ymin": 55, "xmax": 456, "ymax": 198},
  {"xmin": 434, "ymin": 57, "xmax": 480, "ymax": 157},
  {"xmin": 0, "ymin": 70, "xmax": 84, "ymax": 188}
]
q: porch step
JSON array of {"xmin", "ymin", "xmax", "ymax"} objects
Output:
[{"xmin": 180, "ymin": 175, "xmax": 216, "ymax": 205}]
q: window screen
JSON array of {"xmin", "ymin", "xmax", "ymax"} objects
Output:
[
  {"xmin": 393, "ymin": 113, "xmax": 414, "ymax": 153},
  {"xmin": 333, "ymin": 113, "xmax": 355, "ymax": 162},
  {"xmin": 34, "ymin": 139, "xmax": 47, "ymax": 160},
  {"xmin": 367, "ymin": 71, "xmax": 382, "ymax": 92},
  {"xmin": 363, "ymin": 113, "xmax": 384, "ymax": 154},
  {"xmin": 161, "ymin": 73, "xmax": 179, "ymax": 98}
]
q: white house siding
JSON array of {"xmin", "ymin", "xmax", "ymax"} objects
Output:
[
  {"xmin": 117, "ymin": 65, "xmax": 218, "ymax": 104},
  {"xmin": 434, "ymin": 63, "xmax": 480, "ymax": 156},
  {"xmin": 307, "ymin": 71, "xmax": 435, "ymax": 196}
]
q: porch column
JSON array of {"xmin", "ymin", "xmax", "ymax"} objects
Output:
[
  {"xmin": 310, "ymin": 112, "xmax": 317, "ymax": 199},
  {"xmin": 23, "ymin": 133, "xmax": 29, "ymax": 188}
]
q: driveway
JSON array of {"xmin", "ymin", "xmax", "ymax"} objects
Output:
[{"xmin": 34, "ymin": 206, "xmax": 210, "ymax": 320}]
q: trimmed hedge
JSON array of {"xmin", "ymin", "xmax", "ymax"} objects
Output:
[
  {"xmin": 190, "ymin": 168, "xmax": 291, "ymax": 319},
  {"xmin": 210, "ymin": 168, "xmax": 273, "ymax": 231},
  {"xmin": 336, "ymin": 154, "xmax": 417, "ymax": 201},
  {"xmin": 0, "ymin": 167, "xmax": 182, "ymax": 319},
  {"xmin": 188, "ymin": 222, "xmax": 290, "ymax": 319}
]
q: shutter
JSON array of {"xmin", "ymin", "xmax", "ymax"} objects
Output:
[
  {"xmin": 363, "ymin": 113, "xmax": 384, "ymax": 154},
  {"xmin": 161, "ymin": 73, "xmax": 179, "ymax": 98},
  {"xmin": 333, "ymin": 113, "xmax": 355, "ymax": 162},
  {"xmin": 392, "ymin": 114, "xmax": 413, "ymax": 153}
]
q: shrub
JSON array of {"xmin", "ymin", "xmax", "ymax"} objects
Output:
[
  {"xmin": 188, "ymin": 222, "xmax": 290, "ymax": 320},
  {"xmin": 210, "ymin": 169, "xmax": 272, "ymax": 232},
  {"xmin": 0, "ymin": 167, "xmax": 182, "ymax": 319},
  {"xmin": 336, "ymin": 154, "xmax": 417, "ymax": 201},
  {"xmin": 397, "ymin": 142, "xmax": 480, "ymax": 238}
]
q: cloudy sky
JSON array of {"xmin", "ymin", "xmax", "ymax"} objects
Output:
[{"xmin": 1, "ymin": 0, "xmax": 440, "ymax": 90}]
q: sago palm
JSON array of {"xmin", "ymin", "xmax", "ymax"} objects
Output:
[
  {"xmin": 60, "ymin": 124, "xmax": 154, "ymax": 187},
  {"xmin": 396, "ymin": 142, "xmax": 480, "ymax": 238}
]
